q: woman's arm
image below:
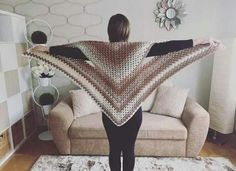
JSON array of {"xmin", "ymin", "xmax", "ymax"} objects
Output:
[
  {"xmin": 29, "ymin": 44, "xmax": 88, "ymax": 60},
  {"xmin": 49, "ymin": 45, "xmax": 88, "ymax": 60},
  {"xmin": 146, "ymin": 39, "xmax": 193, "ymax": 57}
]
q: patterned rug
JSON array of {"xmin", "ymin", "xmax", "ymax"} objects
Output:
[{"xmin": 31, "ymin": 155, "xmax": 236, "ymax": 171}]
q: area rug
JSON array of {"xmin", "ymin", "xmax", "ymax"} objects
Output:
[{"xmin": 31, "ymin": 155, "xmax": 235, "ymax": 171}]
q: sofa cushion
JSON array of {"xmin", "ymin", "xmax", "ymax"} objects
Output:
[
  {"xmin": 141, "ymin": 80, "xmax": 173, "ymax": 111},
  {"xmin": 138, "ymin": 112, "xmax": 187, "ymax": 139},
  {"xmin": 69, "ymin": 89, "xmax": 101, "ymax": 119},
  {"xmin": 151, "ymin": 85, "xmax": 189, "ymax": 118},
  {"xmin": 69, "ymin": 112, "xmax": 187, "ymax": 140},
  {"xmin": 141, "ymin": 88, "xmax": 157, "ymax": 112},
  {"xmin": 69, "ymin": 112, "xmax": 107, "ymax": 139}
]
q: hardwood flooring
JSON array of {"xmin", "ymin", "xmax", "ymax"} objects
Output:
[
  {"xmin": 0, "ymin": 127, "xmax": 58, "ymax": 171},
  {"xmin": 0, "ymin": 128, "xmax": 235, "ymax": 171}
]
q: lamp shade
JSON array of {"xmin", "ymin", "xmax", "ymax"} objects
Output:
[{"xmin": 208, "ymin": 38, "xmax": 236, "ymax": 134}]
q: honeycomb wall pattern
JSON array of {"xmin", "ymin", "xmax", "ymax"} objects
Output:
[{"xmin": 0, "ymin": 0, "xmax": 103, "ymax": 45}]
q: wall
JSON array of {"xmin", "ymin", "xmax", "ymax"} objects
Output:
[{"xmin": 0, "ymin": 0, "xmax": 235, "ymax": 111}]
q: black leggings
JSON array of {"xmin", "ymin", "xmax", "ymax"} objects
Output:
[{"xmin": 102, "ymin": 107, "xmax": 143, "ymax": 171}]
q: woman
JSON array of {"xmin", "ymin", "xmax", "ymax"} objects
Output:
[{"xmin": 34, "ymin": 14, "xmax": 210, "ymax": 171}]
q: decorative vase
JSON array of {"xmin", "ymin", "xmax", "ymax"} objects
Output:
[{"xmin": 39, "ymin": 77, "xmax": 50, "ymax": 87}]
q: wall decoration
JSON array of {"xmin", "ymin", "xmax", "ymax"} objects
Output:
[{"xmin": 153, "ymin": 0, "xmax": 187, "ymax": 31}]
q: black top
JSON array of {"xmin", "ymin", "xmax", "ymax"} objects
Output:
[{"xmin": 49, "ymin": 39, "xmax": 193, "ymax": 60}]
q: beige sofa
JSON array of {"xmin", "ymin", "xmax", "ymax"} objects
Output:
[{"xmin": 49, "ymin": 94, "xmax": 209, "ymax": 157}]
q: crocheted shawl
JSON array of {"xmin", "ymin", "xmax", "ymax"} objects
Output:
[{"xmin": 23, "ymin": 41, "xmax": 220, "ymax": 126}]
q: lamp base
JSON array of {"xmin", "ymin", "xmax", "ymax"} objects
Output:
[{"xmin": 38, "ymin": 130, "xmax": 53, "ymax": 141}]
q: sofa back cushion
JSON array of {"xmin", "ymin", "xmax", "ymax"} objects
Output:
[
  {"xmin": 150, "ymin": 85, "xmax": 189, "ymax": 118},
  {"xmin": 142, "ymin": 80, "xmax": 173, "ymax": 111},
  {"xmin": 70, "ymin": 89, "xmax": 101, "ymax": 119}
]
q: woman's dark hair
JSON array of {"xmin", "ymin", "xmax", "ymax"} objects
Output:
[
  {"xmin": 107, "ymin": 14, "xmax": 130, "ymax": 42},
  {"xmin": 31, "ymin": 31, "xmax": 47, "ymax": 44}
]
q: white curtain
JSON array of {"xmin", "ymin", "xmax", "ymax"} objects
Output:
[{"xmin": 208, "ymin": 38, "xmax": 236, "ymax": 134}]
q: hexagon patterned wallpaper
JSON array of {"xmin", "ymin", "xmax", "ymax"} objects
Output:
[{"xmin": 0, "ymin": 0, "xmax": 103, "ymax": 45}]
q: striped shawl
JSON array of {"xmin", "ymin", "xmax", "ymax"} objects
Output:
[{"xmin": 23, "ymin": 41, "xmax": 220, "ymax": 126}]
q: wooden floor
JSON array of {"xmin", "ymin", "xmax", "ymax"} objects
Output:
[{"xmin": 0, "ymin": 128, "xmax": 235, "ymax": 171}]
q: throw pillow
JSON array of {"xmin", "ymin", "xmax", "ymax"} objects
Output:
[
  {"xmin": 150, "ymin": 85, "xmax": 189, "ymax": 118},
  {"xmin": 142, "ymin": 80, "xmax": 173, "ymax": 111},
  {"xmin": 69, "ymin": 89, "xmax": 101, "ymax": 118}
]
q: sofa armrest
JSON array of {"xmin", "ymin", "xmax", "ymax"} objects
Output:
[
  {"xmin": 49, "ymin": 96, "xmax": 74, "ymax": 154},
  {"xmin": 182, "ymin": 97, "xmax": 210, "ymax": 157}
]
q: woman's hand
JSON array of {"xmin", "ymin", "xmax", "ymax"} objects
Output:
[
  {"xmin": 27, "ymin": 45, "xmax": 49, "ymax": 53},
  {"xmin": 193, "ymin": 38, "xmax": 213, "ymax": 46},
  {"xmin": 193, "ymin": 38, "xmax": 225, "ymax": 50}
]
